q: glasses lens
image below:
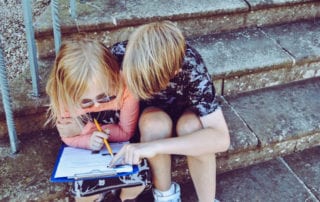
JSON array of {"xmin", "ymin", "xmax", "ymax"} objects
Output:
[
  {"xmin": 80, "ymin": 99, "xmax": 94, "ymax": 108},
  {"xmin": 80, "ymin": 94, "xmax": 116, "ymax": 108},
  {"xmin": 96, "ymin": 93, "xmax": 116, "ymax": 103}
]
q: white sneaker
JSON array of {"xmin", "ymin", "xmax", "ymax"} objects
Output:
[{"xmin": 153, "ymin": 182, "xmax": 181, "ymax": 202}]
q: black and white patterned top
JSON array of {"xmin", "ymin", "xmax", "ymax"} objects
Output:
[{"xmin": 111, "ymin": 41, "xmax": 219, "ymax": 118}]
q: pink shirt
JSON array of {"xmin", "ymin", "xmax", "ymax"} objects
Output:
[{"xmin": 59, "ymin": 87, "xmax": 139, "ymax": 149}]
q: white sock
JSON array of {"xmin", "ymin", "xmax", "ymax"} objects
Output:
[{"xmin": 154, "ymin": 183, "xmax": 176, "ymax": 196}]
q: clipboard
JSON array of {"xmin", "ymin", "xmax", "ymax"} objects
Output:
[{"xmin": 51, "ymin": 142, "xmax": 139, "ymax": 182}]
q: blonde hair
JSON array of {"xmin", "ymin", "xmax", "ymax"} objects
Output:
[
  {"xmin": 123, "ymin": 21, "xmax": 185, "ymax": 100},
  {"xmin": 46, "ymin": 39, "xmax": 123, "ymax": 125}
]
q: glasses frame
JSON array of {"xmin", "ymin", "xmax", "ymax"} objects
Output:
[{"xmin": 80, "ymin": 93, "xmax": 116, "ymax": 109}]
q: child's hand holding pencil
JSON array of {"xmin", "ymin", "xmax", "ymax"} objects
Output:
[
  {"xmin": 89, "ymin": 131, "xmax": 109, "ymax": 151},
  {"xmin": 93, "ymin": 119, "xmax": 114, "ymax": 157}
]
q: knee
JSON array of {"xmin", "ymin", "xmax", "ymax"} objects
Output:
[
  {"xmin": 176, "ymin": 111, "xmax": 202, "ymax": 136},
  {"xmin": 139, "ymin": 108, "xmax": 172, "ymax": 142}
]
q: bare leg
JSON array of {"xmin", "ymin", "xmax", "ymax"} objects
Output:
[
  {"xmin": 139, "ymin": 107, "xmax": 173, "ymax": 191},
  {"xmin": 187, "ymin": 154, "xmax": 216, "ymax": 202},
  {"xmin": 176, "ymin": 111, "xmax": 216, "ymax": 202},
  {"xmin": 120, "ymin": 185, "xmax": 146, "ymax": 201}
]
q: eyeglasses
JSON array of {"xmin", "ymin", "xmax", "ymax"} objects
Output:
[{"xmin": 80, "ymin": 93, "xmax": 116, "ymax": 109}]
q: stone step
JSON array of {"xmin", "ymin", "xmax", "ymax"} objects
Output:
[
  {"xmin": 189, "ymin": 18, "xmax": 320, "ymax": 95},
  {"xmin": 34, "ymin": 17, "xmax": 320, "ymax": 97},
  {"xmin": 34, "ymin": 0, "xmax": 320, "ymax": 59},
  {"xmin": 33, "ymin": 0, "xmax": 320, "ymax": 96},
  {"xmin": 173, "ymin": 77, "xmax": 320, "ymax": 181}
]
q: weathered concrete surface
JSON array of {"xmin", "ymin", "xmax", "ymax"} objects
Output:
[
  {"xmin": 0, "ymin": 59, "xmax": 52, "ymax": 139},
  {"xmin": 34, "ymin": 0, "xmax": 248, "ymax": 58},
  {"xmin": 34, "ymin": 0, "xmax": 320, "ymax": 59},
  {"xmin": 188, "ymin": 26, "xmax": 294, "ymax": 96},
  {"xmin": 246, "ymin": 0, "xmax": 317, "ymax": 8},
  {"xmin": 1, "ymin": 130, "xmax": 319, "ymax": 201},
  {"xmin": 262, "ymin": 19, "xmax": 320, "ymax": 65},
  {"xmin": 216, "ymin": 148, "xmax": 320, "ymax": 202},
  {"xmin": 284, "ymin": 146, "xmax": 320, "ymax": 200},
  {"xmin": 189, "ymin": 19, "xmax": 320, "ymax": 95},
  {"xmin": 35, "ymin": 0, "xmax": 248, "ymax": 36},
  {"xmin": 189, "ymin": 27, "xmax": 292, "ymax": 78},
  {"xmin": 216, "ymin": 77, "xmax": 320, "ymax": 173},
  {"xmin": 246, "ymin": 0, "xmax": 320, "ymax": 27},
  {"xmin": 33, "ymin": 17, "xmax": 320, "ymax": 103},
  {"xmin": 218, "ymin": 159, "xmax": 312, "ymax": 201},
  {"xmin": 0, "ymin": 130, "xmax": 69, "ymax": 201},
  {"xmin": 226, "ymin": 77, "xmax": 320, "ymax": 146},
  {"xmin": 220, "ymin": 97, "xmax": 258, "ymax": 154},
  {"xmin": 217, "ymin": 132, "xmax": 320, "ymax": 174}
]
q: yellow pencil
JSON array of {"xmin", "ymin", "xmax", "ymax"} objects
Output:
[{"xmin": 93, "ymin": 118, "xmax": 114, "ymax": 157}]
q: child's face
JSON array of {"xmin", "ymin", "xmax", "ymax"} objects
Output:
[{"xmin": 79, "ymin": 84, "xmax": 115, "ymax": 109}]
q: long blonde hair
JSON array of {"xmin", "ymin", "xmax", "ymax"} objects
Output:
[
  {"xmin": 122, "ymin": 21, "xmax": 186, "ymax": 100},
  {"xmin": 46, "ymin": 39, "xmax": 123, "ymax": 125}
]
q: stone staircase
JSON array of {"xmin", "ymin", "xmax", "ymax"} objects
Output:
[{"xmin": 1, "ymin": 0, "xmax": 320, "ymax": 182}]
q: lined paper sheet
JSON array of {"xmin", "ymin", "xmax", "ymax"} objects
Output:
[{"xmin": 54, "ymin": 142, "xmax": 132, "ymax": 178}]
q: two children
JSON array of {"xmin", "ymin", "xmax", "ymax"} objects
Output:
[{"xmin": 47, "ymin": 21, "xmax": 230, "ymax": 202}]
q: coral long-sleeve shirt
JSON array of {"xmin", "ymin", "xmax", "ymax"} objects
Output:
[{"xmin": 58, "ymin": 87, "xmax": 139, "ymax": 149}]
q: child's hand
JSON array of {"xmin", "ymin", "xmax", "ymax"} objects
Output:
[
  {"xmin": 89, "ymin": 131, "xmax": 109, "ymax": 151},
  {"xmin": 109, "ymin": 143, "xmax": 157, "ymax": 167}
]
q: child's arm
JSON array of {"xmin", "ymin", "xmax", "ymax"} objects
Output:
[
  {"xmin": 110, "ymin": 108, "xmax": 230, "ymax": 166},
  {"xmin": 57, "ymin": 119, "xmax": 93, "ymax": 149},
  {"xmin": 103, "ymin": 88, "xmax": 139, "ymax": 142},
  {"xmin": 57, "ymin": 119, "xmax": 108, "ymax": 150},
  {"xmin": 56, "ymin": 117, "xmax": 82, "ymax": 138}
]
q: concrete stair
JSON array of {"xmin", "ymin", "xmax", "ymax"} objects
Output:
[
  {"xmin": 173, "ymin": 77, "xmax": 320, "ymax": 181},
  {"xmin": 1, "ymin": 0, "xmax": 320, "ymax": 182},
  {"xmin": 34, "ymin": 0, "xmax": 320, "ymax": 60}
]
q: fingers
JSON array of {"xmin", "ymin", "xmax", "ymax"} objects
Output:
[
  {"xmin": 94, "ymin": 131, "xmax": 109, "ymax": 139},
  {"xmin": 124, "ymin": 145, "xmax": 139, "ymax": 165},
  {"xmin": 90, "ymin": 137, "xmax": 103, "ymax": 151},
  {"xmin": 109, "ymin": 144, "xmax": 142, "ymax": 167},
  {"xmin": 91, "ymin": 142, "xmax": 103, "ymax": 151},
  {"xmin": 125, "ymin": 151, "xmax": 141, "ymax": 165},
  {"xmin": 109, "ymin": 148, "xmax": 124, "ymax": 167},
  {"xmin": 89, "ymin": 131, "xmax": 107, "ymax": 150}
]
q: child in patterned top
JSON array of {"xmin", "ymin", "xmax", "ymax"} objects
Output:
[
  {"xmin": 46, "ymin": 39, "xmax": 146, "ymax": 202},
  {"xmin": 110, "ymin": 21, "xmax": 230, "ymax": 202}
]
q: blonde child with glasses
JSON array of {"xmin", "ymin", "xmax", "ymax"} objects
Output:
[
  {"xmin": 110, "ymin": 21, "xmax": 230, "ymax": 202},
  {"xmin": 46, "ymin": 39, "xmax": 147, "ymax": 202}
]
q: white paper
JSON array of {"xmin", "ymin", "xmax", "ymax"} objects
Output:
[{"xmin": 54, "ymin": 142, "xmax": 132, "ymax": 178}]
